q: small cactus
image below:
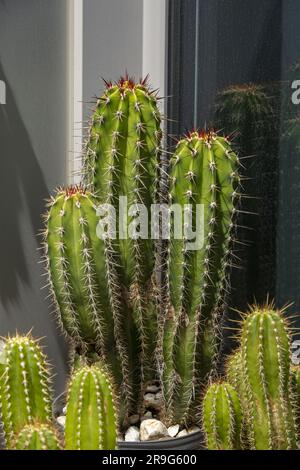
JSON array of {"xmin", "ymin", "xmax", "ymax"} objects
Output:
[
  {"xmin": 13, "ymin": 423, "xmax": 61, "ymax": 450},
  {"xmin": 161, "ymin": 130, "xmax": 240, "ymax": 424},
  {"xmin": 203, "ymin": 382, "xmax": 243, "ymax": 450},
  {"xmin": 240, "ymin": 304, "xmax": 297, "ymax": 450},
  {"xmin": 65, "ymin": 365, "xmax": 117, "ymax": 450},
  {"xmin": 0, "ymin": 335, "xmax": 52, "ymax": 448}
]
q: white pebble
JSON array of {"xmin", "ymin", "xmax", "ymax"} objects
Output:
[
  {"xmin": 125, "ymin": 426, "xmax": 140, "ymax": 442},
  {"xmin": 168, "ymin": 424, "xmax": 180, "ymax": 438},
  {"xmin": 177, "ymin": 429, "xmax": 188, "ymax": 438},
  {"xmin": 140, "ymin": 419, "xmax": 168, "ymax": 441},
  {"xmin": 57, "ymin": 416, "xmax": 66, "ymax": 428}
]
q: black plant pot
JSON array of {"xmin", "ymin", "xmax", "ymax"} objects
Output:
[
  {"xmin": 53, "ymin": 394, "xmax": 204, "ymax": 451},
  {"xmin": 118, "ymin": 431, "xmax": 204, "ymax": 450}
]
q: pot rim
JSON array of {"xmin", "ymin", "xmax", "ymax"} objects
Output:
[{"xmin": 53, "ymin": 393, "xmax": 204, "ymax": 449}]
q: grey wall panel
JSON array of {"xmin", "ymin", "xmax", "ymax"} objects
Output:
[
  {"xmin": 83, "ymin": 0, "xmax": 143, "ymax": 116},
  {"xmin": 0, "ymin": 0, "xmax": 69, "ymax": 394}
]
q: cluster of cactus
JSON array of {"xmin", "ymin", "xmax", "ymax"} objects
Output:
[
  {"xmin": 44, "ymin": 77, "xmax": 162, "ymax": 419},
  {"xmin": 203, "ymin": 305, "xmax": 299, "ymax": 450},
  {"xmin": 0, "ymin": 334, "xmax": 117, "ymax": 450},
  {"xmin": 43, "ymin": 75, "xmax": 241, "ymax": 427},
  {"xmin": 213, "ymin": 84, "xmax": 279, "ymax": 309}
]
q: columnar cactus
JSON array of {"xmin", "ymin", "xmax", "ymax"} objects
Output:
[
  {"xmin": 203, "ymin": 382, "xmax": 243, "ymax": 450},
  {"xmin": 65, "ymin": 365, "xmax": 117, "ymax": 450},
  {"xmin": 240, "ymin": 305, "xmax": 297, "ymax": 450},
  {"xmin": 0, "ymin": 335, "xmax": 52, "ymax": 448},
  {"xmin": 13, "ymin": 423, "xmax": 61, "ymax": 450},
  {"xmin": 214, "ymin": 84, "xmax": 279, "ymax": 309},
  {"xmin": 161, "ymin": 130, "xmax": 240, "ymax": 424},
  {"xmin": 83, "ymin": 76, "xmax": 162, "ymax": 395},
  {"xmin": 44, "ymin": 187, "xmax": 124, "ymax": 403}
]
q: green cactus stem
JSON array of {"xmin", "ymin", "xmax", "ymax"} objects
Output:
[
  {"xmin": 65, "ymin": 365, "xmax": 117, "ymax": 450},
  {"xmin": 83, "ymin": 75, "xmax": 163, "ymax": 396},
  {"xmin": 203, "ymin": 382, "xmax": 243, "ymax": 450},
  {"xmin": 240, "ymin": 304, "xmax": 297, "ymax": 450},
  {"xmin": 13, "ymin": 423, "xmax": 61, "ymax": 450},
  {"xmin": 161, "ymin": 130, "xmax": 240, "ymax": 425},
  {"xmin": 44, "ymin": 186, "xmax": 125, "ymax": 403},
  {"xmin": 0, "ymin": 335, "xmax": 52, "ymax": 448}
]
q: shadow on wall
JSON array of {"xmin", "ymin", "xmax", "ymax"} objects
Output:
[{"xmin": 0, "ymin": 61, "xmax": 49, "ymax": 307}]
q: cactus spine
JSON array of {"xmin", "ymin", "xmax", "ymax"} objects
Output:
[
  {"xmin": 240, "ymin": 305, "xmax": 297, "ymax": 449},
  {"xmin": 203, "ymin": 382, "xmax": 243, "ymax": 450},
  {"xmin": 83, "ymin": 76, "xmax": 162, "ymax": 403},
  {"xmin": 0, "ymin": 335, "xmax": 52, "ymax": 447},
  {"xmin": 13, "ymin": 424, "xmax": 61, "ymax": 450},
  {"xmin": 161, "ymin": 130, "xmax": 240, "ymax": 424},
  {"xmin": 65, "ymin": 365, "xmax": 117, "ymax": 450}
]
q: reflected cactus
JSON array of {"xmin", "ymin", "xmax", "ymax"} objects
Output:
[
  {"xmin": 65, "ymin": 365, "xmax": 117, "ymax": 450},
  {"xmin": 13, "ymin": 423, "xmax": 61, "ymax": 450},
  {"xmin": 203, "ymin": 382, "xmax": 243, "ymax": 450},
  {"xmin": 161, "ymin": 130, "xmax": 240, "ymax": 424},
  {"xmin": 214, "ymin": 84, "xmax": 279, "ymax": 308},
  {"xmin": 0, "ymin": 335, "xmax": 52, "ymax": 448}
]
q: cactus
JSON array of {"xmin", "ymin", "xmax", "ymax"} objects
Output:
[
  {"xmin": 203, "ymin": 382, "xmax": 243, "ymax": 450},
  {"xmin": 13, "ymin": 423, "xmax": 61, "ymax": 450},
  {"xmin": 0, "ymin": 335, "xmax": 52, "ymax": 448},
  {"xmin": 214, "ymin": 84, "xmax": 279, "ymax": 310},
  {"xmin": 83, "ymin": 76, "xmax": 162, "ymax": 401},
  {"xmin": 65, "ymin": 365, "xmax": 117, "ymax": 450},
  {"xmin": 240, "ymin": 304, "xmax": 297, "ymax": 449},
  {"xmin": 161, "ymin": 130, "xmax": 240, "ymax": 424},
  {"xmin": 44, "ymin": 186, "xmax": 125, "ymax": 403}
]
